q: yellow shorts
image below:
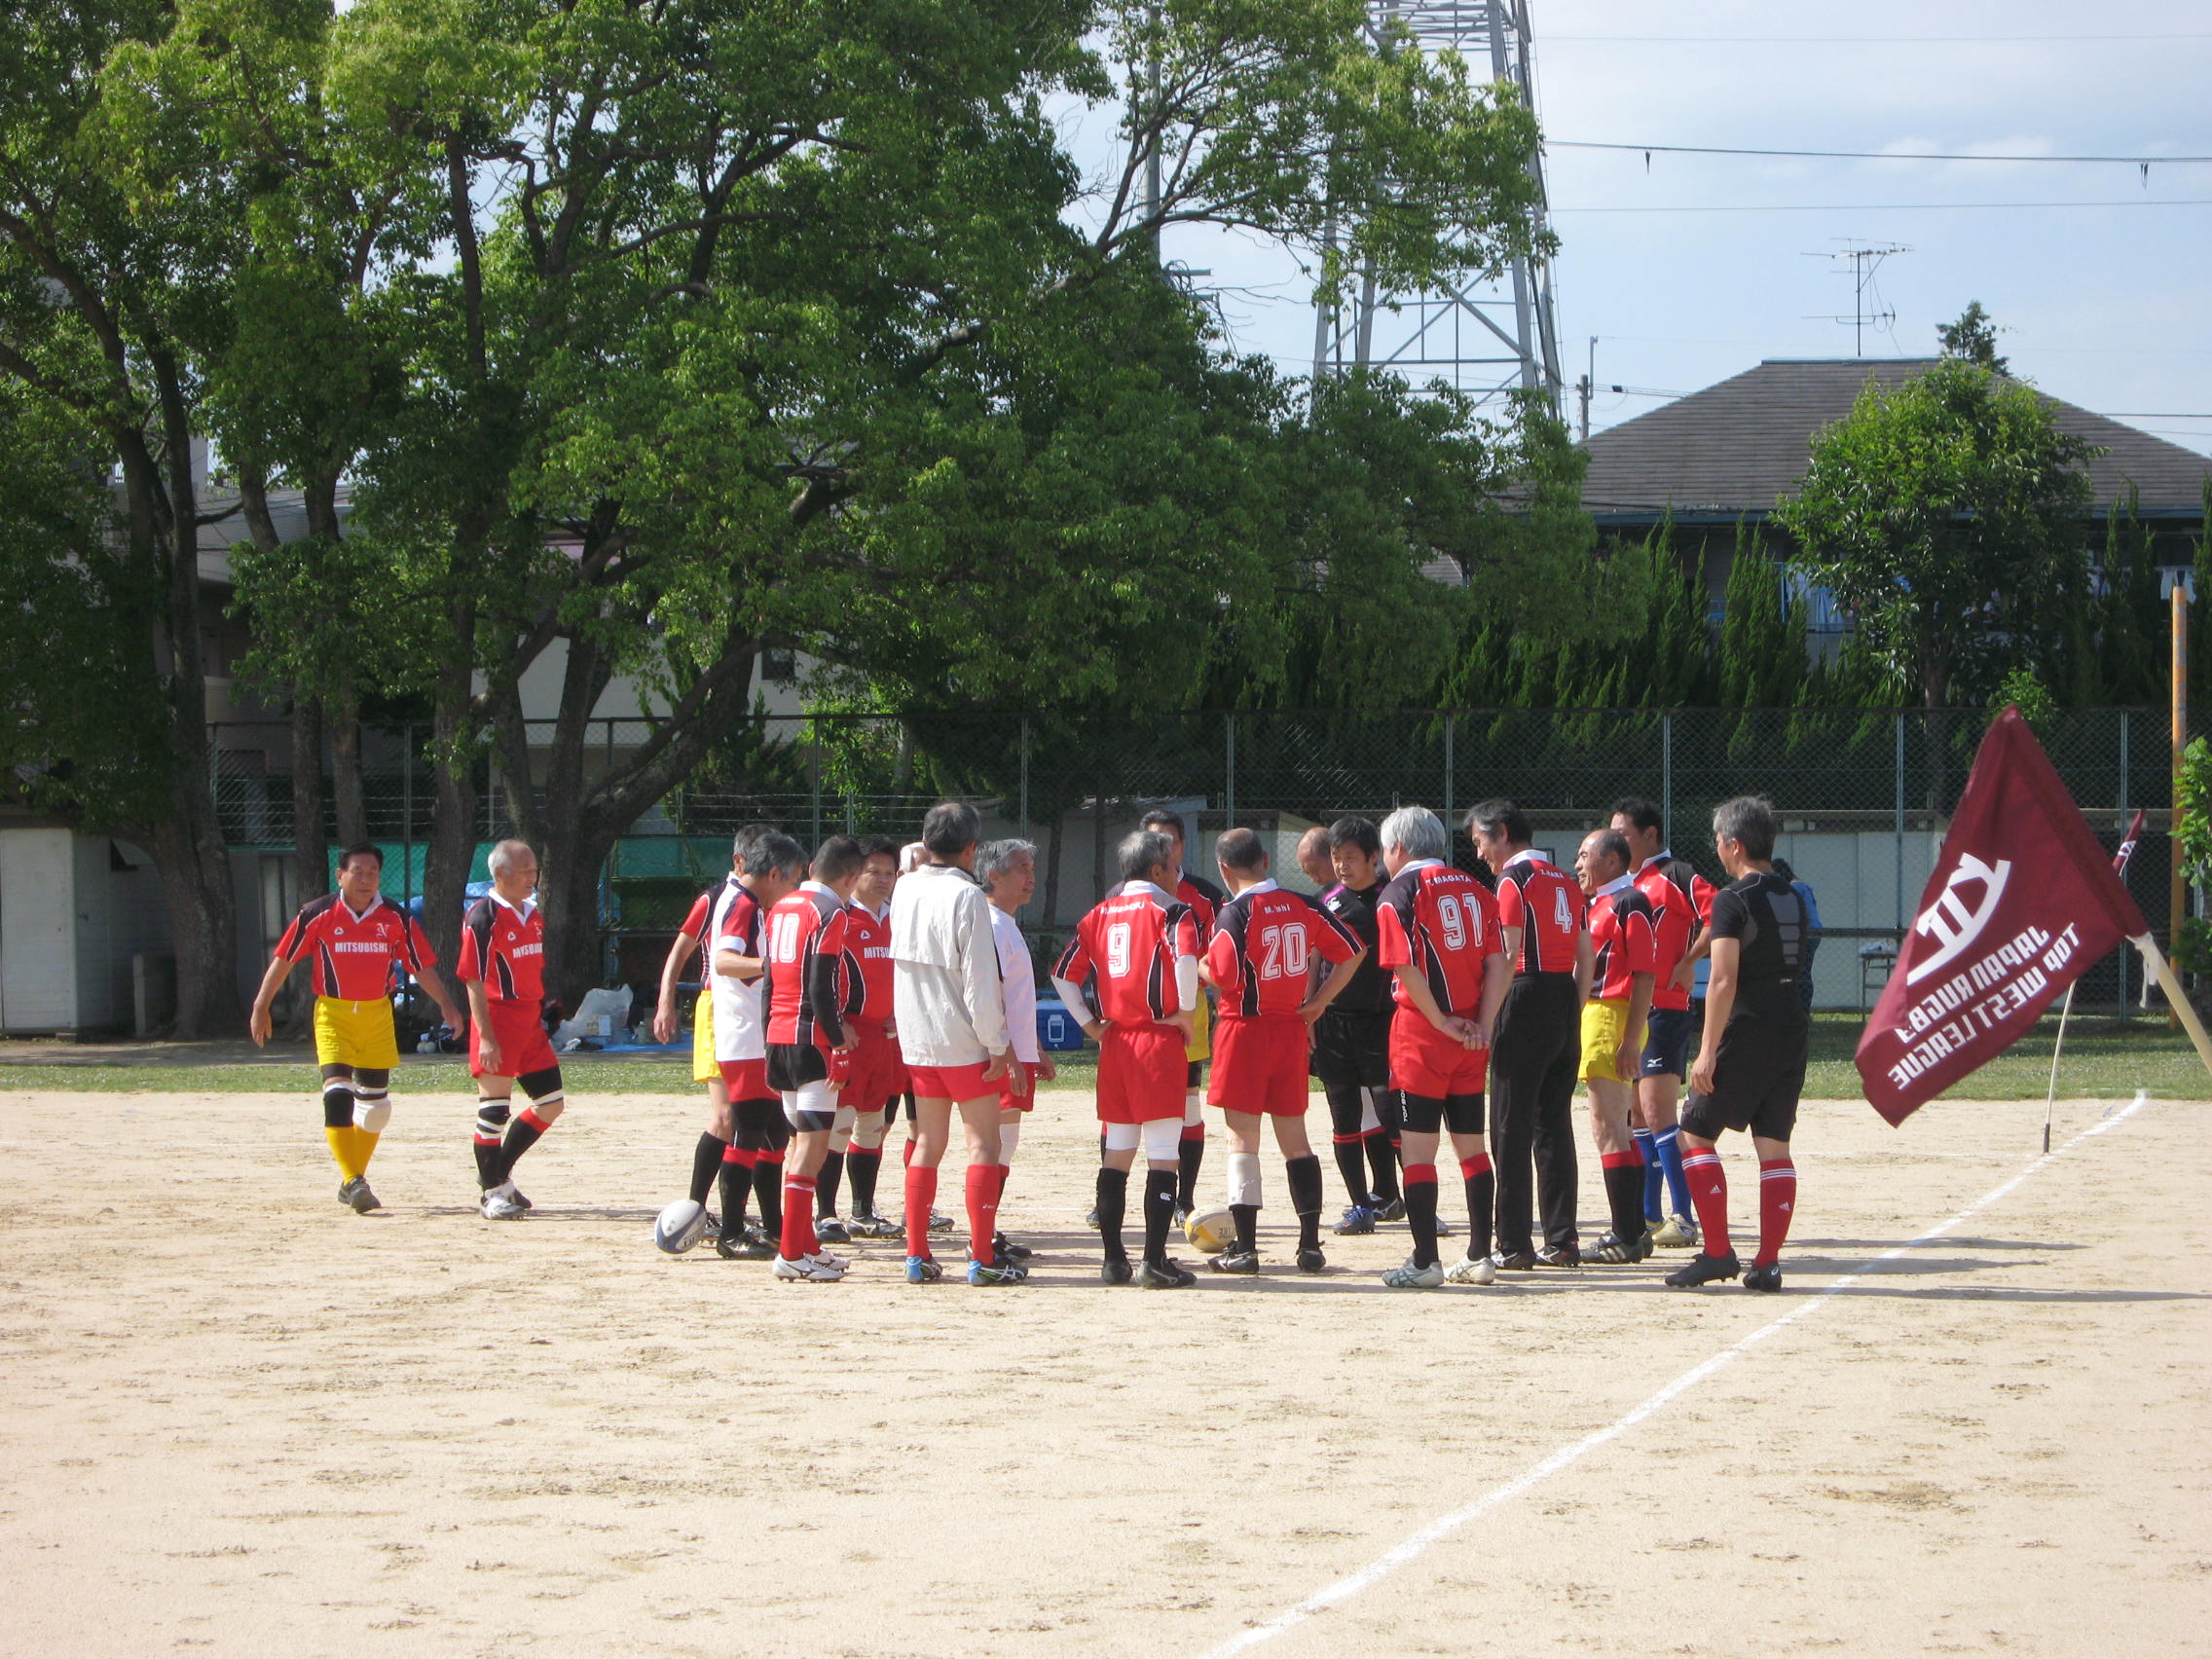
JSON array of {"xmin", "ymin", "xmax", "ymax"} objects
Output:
[
  {"xmin": 314, "ymin": 996, "xmax": 399, "ymax": 1071},
  {"xmin": 1579, "ymin": 998, "xmax": 1641, "ymax": 1084},
  {"xmin": 691, "ymin": 987, "xmax": 719, "ymax": 1085},
  {"xmin": 1186, "ymin": 993, "xmax": 1211, "ymax": 1064}
]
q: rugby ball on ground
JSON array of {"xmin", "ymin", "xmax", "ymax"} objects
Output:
[
  {"xmin": 652, "ymin": 1198, "xmax": 710, "ymax": 1255},
  {"xmin": 1185, "ymin": 1205, "xmax": 1237, "ymax": 1253}
]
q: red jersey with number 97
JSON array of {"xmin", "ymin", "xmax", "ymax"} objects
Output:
[
  {"xmin": 1207, "ymin": 882, "xmax": 1362, "ymax": 1019},
  {"xmin": 1054, "ymin": 883, "xmax": 1200, "ymax": 1024},
  {"xmin": 1376, "ymin": 861, "xmax": 1499, "ymax": 1017}
]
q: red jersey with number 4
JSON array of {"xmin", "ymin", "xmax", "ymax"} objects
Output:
[
  {"xmin": 275, "ymin": 895, "xmax": 437, "ymax": 1001},
  {"xmin": 1495, "ymin": 854, "xmax": 1585, "ymax": 976},
  {"xmin": 764, "ymin": 884, "xmax": 858, "ymax": 1051},
  {"xmin": 1208, "ymin": 882, "xmax": 1362, "ymax": 1019},
  {"xmin": 1636, "ymin": 853, "xmax": 1714, "ymax": 1013},
  {"xmin": 1055, "ymin": 883, "xmax": 1200, "ymax": 1024},
  {"xmin": 1588, "ymin": 881, "xmax": 1660, "ymax": 1002},
  {"xmin": 458, "ymin": 896, "xmax": 545, "ymax": 1003},
  {"xmin": 844, "ymin": 902, "xmax": 894, "ymax": 1021},
  {"xmin": 1376, "ymin": 861, "xmax": 1499, "ymax": 1018}
]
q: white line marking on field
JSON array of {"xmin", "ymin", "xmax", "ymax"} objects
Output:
[{"xmin": 1195, "ymin": 1090, "xmax": 2152, "ymax": 1659}]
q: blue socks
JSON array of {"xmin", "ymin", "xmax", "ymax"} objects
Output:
[
  {"xmin": 1654, "ymin": 1125, "xmax": 1691, "ymax": 1220},
  {"xmin": 1636, "ymin": 1127, "xmax": 1662, "ymax": 1222}
]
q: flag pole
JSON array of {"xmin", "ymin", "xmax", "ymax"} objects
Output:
[
  {"xmin": 2041, "ymin": 983, "xmax": 2078, "ymax": 1155},
  {"xmin": 2131, "ymin": 931, "xmax": 2212, "ymax": 1085},
  {"xmin": 2172, "ymin": 583, "xmax": 2189, "ymax": 1030}
]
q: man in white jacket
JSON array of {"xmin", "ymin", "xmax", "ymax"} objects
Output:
[{"xmin": 890, "ymin": 801, "xmax": 1020, "ymax": 1286}]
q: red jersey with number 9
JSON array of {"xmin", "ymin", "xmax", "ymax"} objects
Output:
[
  {"xmin": 1054, "ymin": 883, "xmax": 1200, "ymax": 1024},
  {"xmin": 1376, "ymin": 861, "xmax": 1499, "ymax": 1017},
  {"xmin": 1207, "ymin": 882, "xmax": 1362, "ymax": 1018}
]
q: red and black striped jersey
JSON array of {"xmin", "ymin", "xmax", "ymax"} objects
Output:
[
  {"xmin": 1207, "ymin": 880, "xmax": 1363, "ymax": 1019},
  {"xmin": 1055, "ymin": 882, "xmax": 1201, "ymax": 1024},
  {"xmin": 1177, "ymin": 870, "xmax": 1227, "ymax": 942},
  {"xmin": 1635, "ymin": 852, "xmax": 1715, "ymax": 1013},
  {"xmin": 677, "ymin": 883, "xmax": 718, "ymax": 942},
  {"xmin": 274, "ymin": 894, "xmax": 436, "ymax": 1002},
  {"xmin": 1494, "ymin": 852, "xmax": 1585, "ymax": 977},
  {"xmin": 458, "ymin": 894, "xmax": 545, "ymax": 1004},
  {"xmin": 1587, "ymin": 878, "xmax": 1659, "ymax": 1002},
  {"xmin": 843, "ymin": 901, "xmax": 894, "ymax": 1021},
  {"xmin": 1376, "ymin": 860, "xmax": 1501, "ymax": 1018},
  {"xmin": 764, "ymin": 884, "xmax": 859, "ymax": 1050},
  {"xmin": 711, "ymin": 879, "xmax": 761, "ymax": 968}
]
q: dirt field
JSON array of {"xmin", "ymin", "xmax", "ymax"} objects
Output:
[{"xmin": 1, "ymin": 1081, "xmax": 2207, "ymax": 1659}]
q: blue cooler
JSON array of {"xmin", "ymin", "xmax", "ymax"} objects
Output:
[{"xmin": 1036, "ymin": 997, "xmax": 1087, "ymax": 1051}]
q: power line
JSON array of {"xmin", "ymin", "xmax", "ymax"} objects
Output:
[
  {"xmin": 1553, "ymin": 140, "xmax": 2212, "ymax": 165},
  {"xmin": 1546, "ymin": 33, "xmax": 2212, "ymax": 45},
  {"xmin": 1553, "ymin": 199, "xmax": 2212, "ymax": 214}
]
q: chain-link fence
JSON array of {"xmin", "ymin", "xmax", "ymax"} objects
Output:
[{"xmin": 209, "ymin": 707, "xmax": 2167, "ymax": 1014}]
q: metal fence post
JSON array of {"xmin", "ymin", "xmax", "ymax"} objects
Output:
[
  {"xmin": 1894, "ymin": 714, "xmax": 1907, "ymax": 931},
  {"xmin": 401, "ymin": 722, "xmax": 414, "ymax": 910},
  {"xmin": 1224, "ymin": 712, "xmax": 1235, "ymax": 825},
  {"xmin": 1660, "ymin": 712, "xmax": 1673, "ymax": 843},
  {"xmin": 2120, "ymin": 709, "xmax": 2130, "ymax": 1017},
  {"xmin": 1019, "ymin": 717, "xmax": 1031, "ymax": 843},
  {"xmin": 1443, "ymin": 712, "xmax": 1455, "ymax": 828}
]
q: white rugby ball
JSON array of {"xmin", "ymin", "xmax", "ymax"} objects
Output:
[{"xmin": 652, "ymin": 1198, "xmax": 710, "ymax": 1255}]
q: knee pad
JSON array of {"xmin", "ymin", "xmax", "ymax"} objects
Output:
[
  {"xmin": 1227, "ymin": 1151, "xmax": 1262, "ymax": 1208},
  {"xmin": 998, "ymin": 1119, "xmax": 1022, "ymax": 1164},
  {"xmin": 830, "ymin": 1103, "xmax": 858, "ymax": 1137},
  {"xmin": 1182, "ymin": 1094, "xmax": 1203, "ymax": 1127},
  {"xmin": 1358, "ymin": 1087, "xmax": 1382, "ymax": 1134},
  {"xmin": 352, "ymin": 1089, "xmax": 391, "ymax": 1134},
  {"xmin": 475, "ymin": 1100, "xmax": 512, "ymax": 1139},
  {"xmin": 1103, "ymin": 1122, "xmax": 1142, "ymax": 1155},
  {"xmin": 322, "ymin": 1085, "xmax": 354, "ymax": 1129},
  {"xmin": 1141, "ymin": 1116, "xmax": 1183, "ymax": 1163}
]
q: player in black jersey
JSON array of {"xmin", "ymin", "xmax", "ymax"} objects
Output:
[
  {"xmin": 1667, "ymin": 797, "xmax": 1809, "ymax": 1293},
  {"xmin": 1314, "ymin": 816, "xmax": 1407, "ymax": 1233}
]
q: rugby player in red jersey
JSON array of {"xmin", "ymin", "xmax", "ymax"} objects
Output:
[
  {"xmin": 762, "ymin": 836, "xmax": 867, "ymax": 1282},
  {"xmin": 1373, "ymin": 807, "xmax": 1509, "ymax": 1289},
  {"xmin": 1574, "ymin": 828, "xmax": 1660, "ymax": 1264},
  {"xmin": 707, "ymin": 832, "xmax": 805, "ymax": 1258},
  {"xmin": 250, "ymin": 842, "xmax": 463, "ymax": 1213},
  {"xmin": 828, "ymin": 835, "xmax": 905, "ymax": 1241},
  {"xmin": 1052, "ymin": 830, "xmax": 1203, "ymax": 1287},
  {"xmin": 1140, "ymin": 808, "xmax": 1226, "ymax": 1225},
  {"xmin": 458, "ymin": 840, "xmax": 568, "ymax": 1220},
  {"xmin": 1199, "ymin": 828, "xmax": 1365, "ymax": 1274}
]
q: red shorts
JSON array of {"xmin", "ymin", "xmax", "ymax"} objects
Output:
[
  {"xmin": 906, "ymin": 1060, "xmax": 996, "ymax": 1103},
  {"xmin": 839, "ymin": 1021, "xmax": 904, "ymax": 1110},
  {"xmin": 1389, "ymin": 1010, "xmax": 1491, "ymax": 1100},
  {"xmin": 1000, "ymin": 1064, "xmax": 1037, "ymax": 1114},
  {"xmin": 1097, "ymin": 1023, "xmax": 1187, "ymax": 1125},
  {"xmin": 470, "ymin": 999, "xmax": 559, "ymax": 1080},
  {"xmin": 1207, "ymin": 1014, "xmax": 1312, "ymax": 1116},
  {"xmin": 718, "ymin": 1056, "xmax": 771, "ymax": 1101}
]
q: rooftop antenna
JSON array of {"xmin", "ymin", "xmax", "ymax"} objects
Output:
[{"xmin": 1802, "ymin": 240, "xmax": 1909, "ymax": 356}]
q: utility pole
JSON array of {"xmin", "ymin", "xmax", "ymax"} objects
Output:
[{"xmin": 1576, "ymin": 335, "xmax": 1596, "ymax": 442}]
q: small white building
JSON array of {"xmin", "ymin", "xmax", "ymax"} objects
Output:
[{"xmin": 0, "ymin": 829, "xmax": 175, "ymax": 1035}]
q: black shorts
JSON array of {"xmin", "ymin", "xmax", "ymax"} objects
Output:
[
  {"xmin": 766, "ymin": 1043, "xmax": 830, "ymax": 1092},
  {"xmin": 1680, "ymin": 1018, "xmax": 1808, "ymax": 1141},
  {"xmin": 1310, "ymin": 1010, "xmax": 1391, "ymax": 1089},
  {"xmin": 1399, "ymin": 1090, "xmax": 1485, "ymax": 1137},
  {"xmin": 1640, "ymin": 1007, "xmax": 1697, "ymax": 1080}
]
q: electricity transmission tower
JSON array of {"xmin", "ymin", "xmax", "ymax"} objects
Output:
[{"xmin": 1310, "ymin": 0, "xmax": 1565, "ymax": 412}]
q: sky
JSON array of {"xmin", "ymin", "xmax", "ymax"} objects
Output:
[{"xmin": 1097, "ymin": 0, "xmax": 2212, "ymax": 458}]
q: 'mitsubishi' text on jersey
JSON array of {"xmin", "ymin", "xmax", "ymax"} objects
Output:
[
  {"xmin": 1054, "ymin": 882, "xmax": 1202, "ymax": 1025},
  {"xmin": 1376, "ymin": 859, "xmax": 1501, "ymax": 1018},
  {"xmin": 1207, "ymin": 879, "xmax": 1362, "ymax": 1019},
  {"xmin": 1494, "ymin": 849, "xmax": 1585, "ymax": 977},
  {"xmin": 458, "ymin": 893, "xmax": 545, "ymax": 1003},
  {"xmin": 1587, "ymin": 874, "xmax": 1659, "ymax": 1001},
  {"xmin": 1636, "ymin": 851, "xmax": 1715, "ymax": 1014},
  {"xmin": 764, "ymin": 883, "xmax": 859, "ymax": 1052},
  {"xmin": 843, "ymin": 900, "xmax": 894, "ymax": 1023},
  {"xmin": 275, "ymin": 894, "xmax": 438, "ymax": 1001},
  {"xmin": 709, "ymin": 877, "xmax": 766, "ymax": 1063}
]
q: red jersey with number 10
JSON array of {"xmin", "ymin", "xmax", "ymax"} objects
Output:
[
  {"xmin": 1207, "ymin": 882, "xmax": 1363, "ymax": 1019},
  {"xmin": 764, "ymin": 885, "xmax": 858, "ymax": 1051},
  {"xmin": 1055, "ymin": 883, "xmax": 1200, "ymax": 1024},
  {"xmin": 275, "ymin": 894, "xmax": 437, "ymax": 1001},
  {"xmin": 1376, "ymin": 861, "xmax": 1499, "ymax": 1018},
  {"xmin": 1494, "ymin": 853, "xmax": 1585, "ymax": 976}
]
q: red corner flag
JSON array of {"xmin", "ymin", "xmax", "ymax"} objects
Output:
[{"xmin": 1857, "ymin": 708, "xmax": 2149, "ymax": 1124}]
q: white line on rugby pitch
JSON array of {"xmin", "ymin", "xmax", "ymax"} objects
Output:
[{"xmin": 1195, "ymin": 1089, "xmax": 2152, "ymax": 1659}]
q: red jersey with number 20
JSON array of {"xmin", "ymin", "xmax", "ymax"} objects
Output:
[
  {"xmin": 1494, "ymin": 853, "xmax": 1585, "ymax": 977},
  {"xmin": 1376, "ymin": 861, "xmax": 1499, "ymax": 1018},
  {"xmin": 1055, "ymin": 883, "xmax": 1200, "ymax": 1024},
  {"xmin": 1208, "ymin": 882, "xmax": 1362, "ymax": 1019}
]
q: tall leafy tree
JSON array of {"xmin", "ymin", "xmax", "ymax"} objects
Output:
[{"xmin": 1716, "ymin": 519, "xmax": 1806, "ymax": 708}]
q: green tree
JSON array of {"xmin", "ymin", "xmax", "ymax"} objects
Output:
[
  {"xmin": 1775, "ymin": 359, "xmax": 2096, "ymax": 711},
  {"xmin": 1716, "ymin": 519, "xmax": 1806, "ymax": 708},
  {"xmin": 1936, "ymin": 300, "xmax": 2009, "ymax": 373}
]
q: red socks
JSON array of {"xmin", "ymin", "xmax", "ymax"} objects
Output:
[
  {"xmin": 517, "ymin": 1107, "xmax": 552, "ymax": 1134},
  {"xmin": 965, "ymin": 1165, "xmax": 1000, "ymax": 1266},
  {"xmin": 1755, "ymin": 1158, "xmax": 1797, "ymax": 1266},
  {"xmin": 1458, "ymin": 1152, "xmax": 1493, "ymax": 1178},
  {"xmin": 904, "ymin": 1165, "xmax": 938, "ymax": 1259},
  {"xmin": 1682, "ymin": 1147, "xmax": 1731, "ymax": 1258},
  {"xmin": 780, "ymin": 1174, "xmax": 819, "ymax": 1260},
  {"xmin": 721, "ymin": 1143, "xmax": 757, "ymax": 1168}
]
